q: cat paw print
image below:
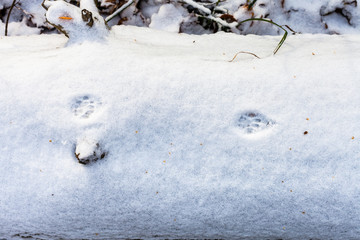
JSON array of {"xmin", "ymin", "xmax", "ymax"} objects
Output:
[
  {"xmin": 72, "ymin": 95, "xmax": 102, "ymax": 119},
  {"xmin": 236, "ymin": 111, "xmax": 275, "ymax": 134}
]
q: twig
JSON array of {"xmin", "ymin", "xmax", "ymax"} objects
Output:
[
  {"xmin": 229, "ymin": 51, "xmax": 260, "ymax": 62},
  {"xmin": 105, "ymin": 0, "xmax": 134, "ymax": 23},
  {"xmin": 5, "ymin": 0, "xmax": 17, "ymax": 36},
  {"xmin": 182, "ymin": 0, "xmax": 211, "ymax": 15},
  {"xmin": 206, "ymin": 15, "xmax": 238, "ymax": 29},
  {"xmin": 41, "ymin": 0, "xmax": 48, "ymax": 11},
  {"xmin": 15, "ymin": 5, "xmax": 34, "ymax": 18},
  {"xmin": 284, "ymin": 24, "xmax": 296, "ymax": 34},
  {"xmin": 198, "ymin": 14, "xmax": 239, "ymax": 33}
]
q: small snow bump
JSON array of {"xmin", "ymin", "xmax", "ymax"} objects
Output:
[{"xmin": 75, "ymin": 137, "xmax": 106, "ymax": 165}]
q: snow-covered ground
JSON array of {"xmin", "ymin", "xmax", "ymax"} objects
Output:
[
  {"xmin": 1, "ymin": 26, "xmax": 360, "ymax": 239},
  {"xmin": 2, "ymin": 0, "xmax": 360, "ymax": 36}
]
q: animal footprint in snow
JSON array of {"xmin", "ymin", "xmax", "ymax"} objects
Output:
[
  {"xmin": 236, "ymin": 111, "xmax": 275, "ymax": 134},
  {"xmin": 72, "ymin": 95, "xmax": 102, "ymax": 119}
]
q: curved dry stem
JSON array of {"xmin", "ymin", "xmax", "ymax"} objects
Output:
[
  {"xmin": 41, "ymin": 0, "xmax": 48, "ymax": 10},
  {"xmin": 5, "ymin": 0, "xmax": 17, "ymax": 36},
  {"xmin": 229, "ymin": 51, "xmax": 261, "ymax": 62}
]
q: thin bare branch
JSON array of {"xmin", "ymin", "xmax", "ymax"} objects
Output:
[
  {"xmin": 105, "ymin": 0, "xmax": 134, "ymax": 23},
  {"xmin": 5, "ymin": 0, "xmax": 17, "ymax": 36}
]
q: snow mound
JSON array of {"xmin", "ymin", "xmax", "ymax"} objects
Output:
[
  {"xmin": 75, "ymin": 136, "xmax": 106, "ymax": 164},
  {"xmin": 43, "ymin": 0, "xmax": 109, "ymax": 43},
  {"xmin": 149, "ymin": 4, "xmax": 185, "ymax": 33}
]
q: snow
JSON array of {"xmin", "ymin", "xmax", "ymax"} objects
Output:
[
  {"xmin": 0, "ymin": 0, "xmax": 14, "ymax": 9},
  {"xmin": 149, "ymin": 4, "xmax": 185, "ymax": 33},
  {"xmin": 18, "ymin": 0, "xmax": 47, "ymax": 27},
  {"xmin": 0, "ymin": 0, "xmax": 47, "ymax": 35},
  {"xmin": 1, "ymin": 26, "xmax": 360, "ymax": 239},
  {"xmin": 3, "ymin": 0, "xmax": 360, "ymax": 36},
  {"xmin": 43, "ymin": 0, "xmax": 109, "ymax": 43},
  {"xmin": 0, "ymin": 19, "xmax": 41, "ymax": 36}
]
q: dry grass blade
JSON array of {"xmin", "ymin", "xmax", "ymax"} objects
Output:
[
  {"xmin": 284, "ymin": 24, "xmax": 296, "ymax": 34},
  {"xmin": 229, "ymin": 51, "xmax": 260, "ymax": 62}
]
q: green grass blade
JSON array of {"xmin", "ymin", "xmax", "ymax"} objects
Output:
[{"xmin": 238, "ymin": 18, "xmax": 288, "ymax": 55}]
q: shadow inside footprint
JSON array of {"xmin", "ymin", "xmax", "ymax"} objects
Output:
[
  {"xmin": 72, "ymin": 95, "xmax": 102, "ymax": 119},
  {"xmin": 236, "ymin": 111, "xmax": 275, "ymax": 134}
]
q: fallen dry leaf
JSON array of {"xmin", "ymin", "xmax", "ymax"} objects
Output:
[{"xmin": 59, "ymin": 16, "xmax": 73, "ymax": 20}]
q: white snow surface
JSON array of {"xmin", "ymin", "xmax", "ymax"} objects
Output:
[
  {"xmin": 0, "ymin": 19, "xmax": 41, "ymax": 36},
  {"xmin": 149, "ymin": 4, "xmax": 185, "ymax": 33},
  {"xmin": 1, "ymin": 26, "xmax": 360, "ymax": 239}
]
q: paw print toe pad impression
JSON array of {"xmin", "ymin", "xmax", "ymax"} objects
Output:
[{"xmin": 236, "ymin": 111, "xmax": 274, "ymax": 134}]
